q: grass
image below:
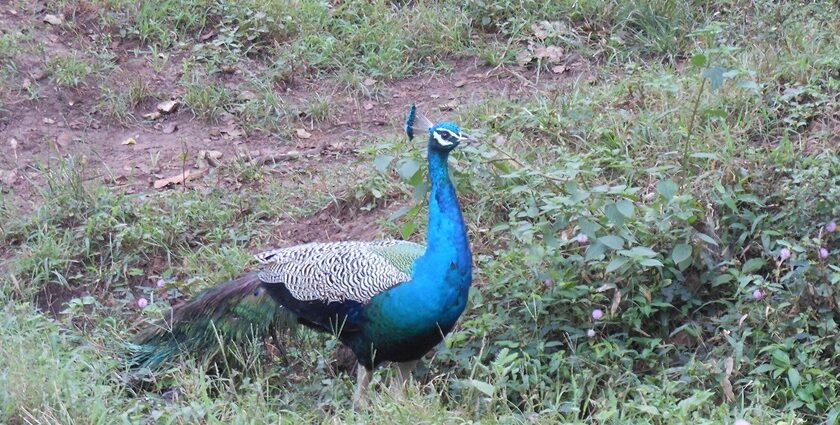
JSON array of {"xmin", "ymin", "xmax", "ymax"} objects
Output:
[{"xmin": 2, "ymin": 0, "xmax": 840, "ymax": 423}]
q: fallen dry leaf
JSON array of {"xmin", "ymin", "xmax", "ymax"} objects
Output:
[
  {"xmin": 534, "ymin": 44, "xmax": 563, "ymax": 62},
  {"xmin": 143, "ymin": 111, "xmax": 162, "ymax": 120},
  {"xmin": 610, "ymin": 289, "xmax": 622, "ymax": 315},
  {"xmin": 363, "ymin": 102, "xmax": 374, "ymax": 110},
  {"xmin": 153, "ymin": 168, "xmax": 207, "ymax": 189},
  {"xmin": 220, "ymin": 125, "xmax": 243, "ymax": 140},
  {"xmin": 122, "ymin": 137, "xmax": 137, "ymax": 145},
  {"xmin": 721, "ymin": 377, "xmax": 735, "ymax": 402},
  {"xmin": 43, "ymin": 14, "xmax": 64, "ymax": 25},
  {"xmin": 43, "ymin": 117, "xmax": 55, "ymax": 125},
  {"xmin": 296, "ymin": 128, "xmax": 312, "ymax": 139},
  {"xmin": 362, "ymin": 78, "xmax": 376, "ymax": 86},
  {"xmin": 515, "ymin": 49, "xmax": 532, "ymax": 66},
  {"xmin": 454, "ymin": 79, "xmax": 468, "ymax": 88}
]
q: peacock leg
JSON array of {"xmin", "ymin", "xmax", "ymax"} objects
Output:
[
  {"xmin": 390, "ymin": 360, "xmax": 418, "ymax": 398},
  {"xmin": 353, "ymin": 364, "xmax": 371, "ymax": 409}
]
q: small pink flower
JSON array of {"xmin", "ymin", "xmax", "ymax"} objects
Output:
[
  {"xmin": 543, "ymin": 279, "xmax": 555, "ymax": 288},
  {"xmin": 734, "ymin": 419, "xmax": 750, "ymax": 425},
  {"xmin": 586, "ymin": 329, "xmax": 596, "ymax": 338},
  {"xmin": 753, "ymin": 289, "xmax": 764, "ymax": 300},
  {"xmin": 575, "ymin": 233, "xmax": 589, "ymax": 244},
  {"xmin": 592, "ymin": 309, "xmax": 604, "ymax": 320},
  {"xmin": 819, "ymin": 248, "xmax": 829, "ymax": 259},
  {"xmin": 779, "ymin": 247, "xmax": 791, "ymax": 260},
  {"xmin": 826, "ymin": 221, "xmax": 837, "ymax": 233},
  {"xmin": 137, "ymin": 297, "xmax": 149, "ymax": 308},
  {"xmin": 156, "ymin": 278, "xmax": 166, "ymax": 288}
]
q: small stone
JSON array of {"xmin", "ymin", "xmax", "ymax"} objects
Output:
[
  {"xmin": 296, "ymin": 128, "xmax": 312, "ymax": 139},
  {"xmin": 206, "ymin": 150, "xmax": 223, "ymax": 167},
  {"xmin": 56, "ymin": 133, "xmax": 72, "ymax": 147},
  {"xmin": 31, "ymin": 69, "xmax": 48, "ymax": 81},
  {"xmin": 209, "ymin": 128, "xmax": 221, "ymax": 138},
  {"xmin": 162, "ymin": 122, "xmax": 178, "ymax": 134},
  {"xmin": 43, "ymin": 117, "xmax": 55, "ymax": 125},
  {"xmin": 439, "ymin": 99, "xmax": 459, "ymax": 111},
  {"xmin": 363, "ymin": 102, "xmax": 374, "ymax": 110},
  {"xmin": 156, "ymin": 100, "xmax": 179, "ymax": 114},
  {"xmin": 43, "ymin": 14, "xmax": 64, "ymax": 25},
  {"xmin": 454, "ymin": 79, "xmax": 467, "ymax": 88},
  {"xmin": 143, "ymin": 111, "xmax": 162, "ymax": 120},
  {"xmin": 0, "ymin": 170, "xmax": 17, "ymax": 186}
]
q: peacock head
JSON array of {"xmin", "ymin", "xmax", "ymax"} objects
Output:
[{"xmin": 405, "ymin": 104, "xmax": 474, "ymax": 152}]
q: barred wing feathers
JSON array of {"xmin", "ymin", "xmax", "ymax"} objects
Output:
[{"xmin": 255, "ymin": 240, "xmax": 425, "ymax": 303}]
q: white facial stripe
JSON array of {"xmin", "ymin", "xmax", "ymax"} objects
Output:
[
  {"xmin": 433, "ymin": 132, "xmax": 454, "ymax": 146},
  {"xmin": 436, "ymin": 128, "xmax": 457, "ymax": 138}
]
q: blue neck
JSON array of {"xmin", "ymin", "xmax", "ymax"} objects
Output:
[
  {"xmin": 357, "ymin": 144, "xmax": 473, "ymax": 348},
  {"xmin": 426, "ymin": 147, "xmax": 470, "ymax": 258}
]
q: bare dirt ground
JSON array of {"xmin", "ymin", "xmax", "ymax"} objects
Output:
[{"xmin": 0, "ymin": 4, "xmax": 585, "ymax": 246}]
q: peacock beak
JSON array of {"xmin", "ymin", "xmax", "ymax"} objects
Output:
[{"xmin": 459, "ymin": 132, "xmax": 477, "ymax": 143}]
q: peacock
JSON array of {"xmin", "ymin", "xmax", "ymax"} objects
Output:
[{"xmin": 130, "ymin": 104, "xmax": 474, "ymax": 403}]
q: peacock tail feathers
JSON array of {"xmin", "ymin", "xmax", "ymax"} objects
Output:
[
  {"xmin": 128, "ymin": 272, "xmax": 295, "ymax": 371},
  {"xmin": 255, "ymin": 240, "xmax": 425, "ymax": 303}
]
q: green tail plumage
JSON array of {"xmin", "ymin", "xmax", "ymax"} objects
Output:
[{"xmin": 128, "ymin": 272, "xmax": 293, "ymax": 370}]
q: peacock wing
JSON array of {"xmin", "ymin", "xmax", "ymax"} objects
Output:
[{"xmin": 255, "ymin": 240, "xmax": 425, "ymax": 303}]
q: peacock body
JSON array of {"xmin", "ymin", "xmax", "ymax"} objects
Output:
[{"xmin": 131, "ymin": 105, "xmax": 473, "ymax": 400}]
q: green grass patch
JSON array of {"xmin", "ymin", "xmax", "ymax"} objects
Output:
[{"xmin": 2, "ymin": 0, "xmax": 840, "ymax": 423}]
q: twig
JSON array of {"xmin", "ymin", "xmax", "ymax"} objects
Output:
[
  {"xmin": 682, "ymin": 77, "xmax": 706, "ymax": 180},
  {"xmin": 249, "ymin": 141, "xmax": 328, "ymax": 166},
  {"xmin": 484, "ymin": 140, "xmax": 568, "ymax": 186}
]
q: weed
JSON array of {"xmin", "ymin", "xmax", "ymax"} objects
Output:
[
  {"xmin": 183, "ymin": 76, "xmax": 235, "ymax": 122},
  {"xmin": 46, "ymin": 54, "xmax": 93, "ymax": 87},
  {"xmin": 98, "ymin": 76, "xmax": 156, "ymax": 124}
]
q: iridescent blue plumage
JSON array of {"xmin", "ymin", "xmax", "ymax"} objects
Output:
[
  {"xmin": 405, "ymin": 103, "xmax": 417, "ymax": 140},
  {"xmin": 131, "ymin": 104, "xmax": 473, "ymax": 403}
]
